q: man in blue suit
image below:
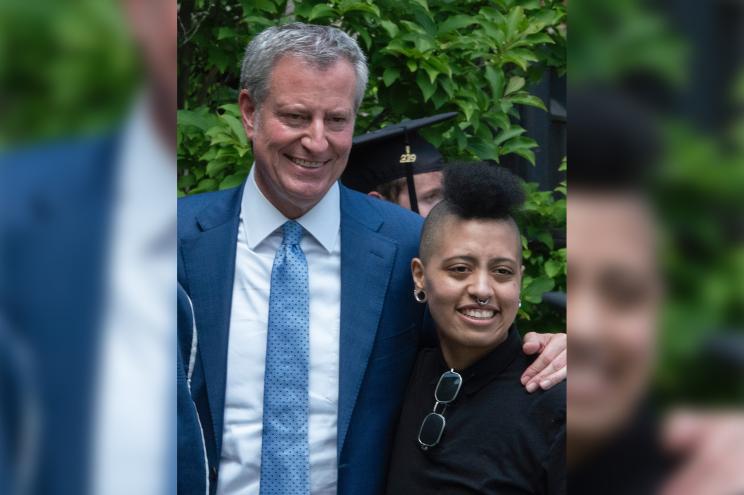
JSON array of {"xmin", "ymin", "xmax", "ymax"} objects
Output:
[{"xmin": 178, "ymin": 22, "xmax": 566, "ymax": 495}]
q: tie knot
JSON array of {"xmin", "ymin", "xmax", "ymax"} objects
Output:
[{"xmin": 281, "ymin": 220, "xmax": 304, "ymax": 246}]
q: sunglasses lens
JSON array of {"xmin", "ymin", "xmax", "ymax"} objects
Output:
[
  {"xmin": 435, "ymin": 371, "xmax": 462, "ymax": 403},
  {"xmin": 418, "ymin": 413, "xmax": 445, "ymax": 447}
]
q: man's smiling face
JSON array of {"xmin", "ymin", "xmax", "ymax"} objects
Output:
[{"xmin": 239, "ymin": 55, "xmax": 357, "ymax": 219}]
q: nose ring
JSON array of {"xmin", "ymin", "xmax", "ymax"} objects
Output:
[{"xmin": 476, "ymin": 297, "xmax": 490, "ymax": 306}]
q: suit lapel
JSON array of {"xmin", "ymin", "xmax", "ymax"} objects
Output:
[
  {"xmin": 180, "ymin": 184, "xmax": 244, "ymax": 458},
  {"xmin": 337, "ymin": 188, "xmax": 398, "ymax": 454}
]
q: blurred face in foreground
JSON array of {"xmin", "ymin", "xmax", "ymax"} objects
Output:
[
  {"xmin": 412, "ymin": 216, "xmax": 523, "ymax": 370},
  {"xmin": 567, "ymin": 192, "xmax": 662, "ymax": 458},
  {"xmin": 124, "ymin": 0, "xmax": 177, "ymax": 127},
  {"xmin": 239, "ymin": 55, "xmax": 357, "ymax": 219}
]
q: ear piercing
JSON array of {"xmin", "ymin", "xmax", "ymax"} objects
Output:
[{"xmin": 413, "ymin": 288, "xmax": 427, "ymax": 303}]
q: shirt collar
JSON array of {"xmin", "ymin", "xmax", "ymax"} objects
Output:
[
  {"xmin": 240, "ymin": 166, "xmax": 340, "ymax": 252},
  {"xmin": 432, "ymin": 325, "xmax": 522, "ymax": 396}
]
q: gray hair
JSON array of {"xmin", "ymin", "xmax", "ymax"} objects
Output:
[{"xmin": 240, "ymin": 22, "xmax": 368, "ymax": 111}]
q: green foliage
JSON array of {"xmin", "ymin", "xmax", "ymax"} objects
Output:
[
  {"xmin": 0, "ymin": 0, "xmax": 139, "ymax": 146},
  {"xmin": 569, "ymin": 0, "xmax": 686, "ymax": 85},
  {"xmin": 178, "ymin": 0, "xmax": 566, "ymax": 330},
  {"xmin": 517, "ymin": 160, "xmax": 566, "ymax": 332},
  {"xmin": 178, "ymin": 0, "xmax": 566, "ymax": 194},
  {"xmin": 654, "ymin": 114, "xmax": 744, "ymax": 405}
]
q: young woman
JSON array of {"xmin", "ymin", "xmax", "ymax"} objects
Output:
[{"xmin": 386, "ymin": 163, "xmax": 565, "ymax": 494}]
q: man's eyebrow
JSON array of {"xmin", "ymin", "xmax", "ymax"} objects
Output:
[{"xmin": 441, "ymin": 255, "xmax": 477, "ymax": 263}]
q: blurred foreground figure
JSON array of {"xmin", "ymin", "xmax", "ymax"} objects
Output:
[
  {"xmin": 567, "ymin": 87, "xmax": 744, "ymax": 495},
  {"xmin": 0, "ymin": 1, "xmax": 175, "ymax": 494}
]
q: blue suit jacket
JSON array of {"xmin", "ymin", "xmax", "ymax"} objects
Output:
[
  {"xmin": 177, "ymin": 182, "xmax": 426, "ymax": 494},
  {"xmin": 178, "ymin": 283, "xmax": 209, "ymax": 495}
]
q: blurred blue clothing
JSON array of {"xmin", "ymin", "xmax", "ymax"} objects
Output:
[{"xmin": 0, "ymin": 134, "xmax": 119, "ymax": 495}]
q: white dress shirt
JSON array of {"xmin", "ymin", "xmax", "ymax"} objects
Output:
[
  {"xmin": 217, "ymin": 168, "xmax": 341, "ymax": 494},
  {"xmin": 92, "ymin": 92, "xmax": 176, "ymax": 495}
]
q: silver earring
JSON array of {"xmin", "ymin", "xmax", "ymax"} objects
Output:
[
  {"xmin": 519, "ymin": 299, "xmax": 522, "ymax": 308},
  {"xmin": 413, "ymin": 288, "xmax": 427, "ymax": 303}
]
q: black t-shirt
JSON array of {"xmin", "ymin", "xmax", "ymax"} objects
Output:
[{"xmin": 385, "ymin": 327, "xmax": 566, "ymax": 495}]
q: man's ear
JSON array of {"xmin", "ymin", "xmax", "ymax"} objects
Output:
[
  {"xmin": 411, "ymin": 257, "xmax": 426, "ymax": 290},
  {"xmin": 238, "ymin": 89, "xmax": 257, "ymax": 140},
  {"xmin": 368, "ymin": 191, "xmax": 385, "ymax": 201}
]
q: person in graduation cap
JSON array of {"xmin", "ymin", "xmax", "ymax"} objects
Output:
[
  {"xmin": 341, "ymin": 112, "xmax": 457, "ymax": 217},
  {"xmin": 386, "ymin": 162, "xmax": 566, "ymax": 495}
]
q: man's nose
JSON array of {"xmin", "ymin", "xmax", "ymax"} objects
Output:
[{"xmin": 301, "ymin": 118, "xmax": 329, "ymax": 154}]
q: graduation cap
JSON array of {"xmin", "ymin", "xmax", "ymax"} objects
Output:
[{"xmin": 341, "ymin": 112, "xmax": 458, "ymax": 214}]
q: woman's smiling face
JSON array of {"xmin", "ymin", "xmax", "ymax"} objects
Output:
[{"xmin": 413, "ymin": 216, "xmax": 524, "ymax": 369}]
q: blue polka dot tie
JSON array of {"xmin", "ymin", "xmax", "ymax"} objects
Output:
[{"xmin": 260, "ymin": 220, "xmax": 310, "ymax": 494}]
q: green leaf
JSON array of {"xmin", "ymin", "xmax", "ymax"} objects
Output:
[
  {"xmin": 493, "ymin": 127, "xmax": 525, "ymax": 147},
  {"xmin": 522, "ymin": 275, "xmax": 555, "ymax": 303},
  {"xmin": 524, "ymin": 32, "xmax": 554, "ymax": 46},
  {"xmin": 537, "ymin": 231, "xmax": 555, "ymax": 250},
  {"xmin": 422, "ymin": 62, "xmax": 438, "ymax": 84},
  {"xmin": 338, "ymin": 2, "xmax": 380, "ymax": 16},
  {"xmin": 199, "ymin": 148, "xmax": 217, "ymax": 162},
  {"xmin": 222, "ymin": 114, "xmax": 247, "ymax": 145},
  {"xmin": 380, "ymin": 20, "xmax": 399, "ymax": 38},
  {"xmin": 190, "ymin": 178, "xmax": 218, "ymax": 195},
  {"xmin": 545, "ymin": 259, "xmax": 562, "ymax": 278},
  {"xmin": 416, "ymin": 72, "xmax": 436, "ymax": 101},
  {"xmin": 500, "ymin": 136, "xmax": 538, "ymax": 157},
  {"xmin": 440, "ymin": 77, "xmax": 455, "ymax": 98},
  {"xmin": 411, "ymin": 0, "xmax": 429, "ymax": 12},
  {"xmin": 506, "ymin": 6, "xmax": 525, "ymax": 40},
  {"xmin": 508, "ymin": 93, "xmax": 547, "ymax": 111},
  {"xmin": 505, "ymin": 76, "xmax": 525, "ymax": 95},
  {"xmin": 178, "ymin": 109, "xmax": 215, "ymax": 131},
  {"xmin": 382, "ymin": 67, "xmax": 400, "ymax": 87},
  {"xmin": 219, "ymin": 171, "xmax": 249, "ymax": 190},
  {"xmin": 484, "ymin": 111, "xmax": 511, "ymax": 132},
  {"xmin": 217, "ymin": 27, "xmax": 236, "ymax": 40},
  {"xmin": 438, "ymin": 15, "xmax": 476, "ymax": 35},
  {"xmin": 178, "ymin": 173, "xmax": 195, "ymax": 191},
  {"xmin": 455, "ymin": 99, "xmax": 476, "ymax": 122},
  {"xmin": 407, "ymin": 59, "xmax": 418, "ymax": 72},
  {"xmin": 206, "ymin": 160, "xmax": 230, "ymax": 178},
  {"xmin": 430, "ymin": 88, "xmax": 449, "ymax": 109},
  {"xmin": 251, "ymin": 0, "xmax": 276, "ymax": 14},
  {"xmin": 468, "ymin": 138, "xmax": 500, "ymax": 160},
  {"xmin": 484, "ymin": 65, "xmax": 505, "ymax": 100},
  {"xmin": 414, "ymin": 35, "xmax": 436, "ymax": 53},
  {"xmin": 243, "ymin": 16, "xmax": 276, "ymax": 28},
  {"xmin": 309, "ymin": 4, "xmax": 335, "ymax": 20},
  {"xmin": 425, "ymin": 56, "xmax": 452, "ymax": 78},
  {"xmin": 400, "ymin": 20, "xmax": 426, "ymax": 35}
]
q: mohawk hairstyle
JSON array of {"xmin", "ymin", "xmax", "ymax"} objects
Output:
[
  {"xmin": 419, "ymin": 162, "xmax": 525, "ymax": 261},
  {"xmin": 442, "ymin": 162, "xmax": 525, "ymax": 219}
]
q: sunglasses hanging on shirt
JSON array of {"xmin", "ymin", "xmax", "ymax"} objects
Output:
[{"xmin": 417, "ymin": 369, "xmax": 463, "ymax": 450}]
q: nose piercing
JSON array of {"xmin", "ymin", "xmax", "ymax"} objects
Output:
[{"xmin": 476, "ymin": 297, "xmax": 490, "ymax": 306}]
